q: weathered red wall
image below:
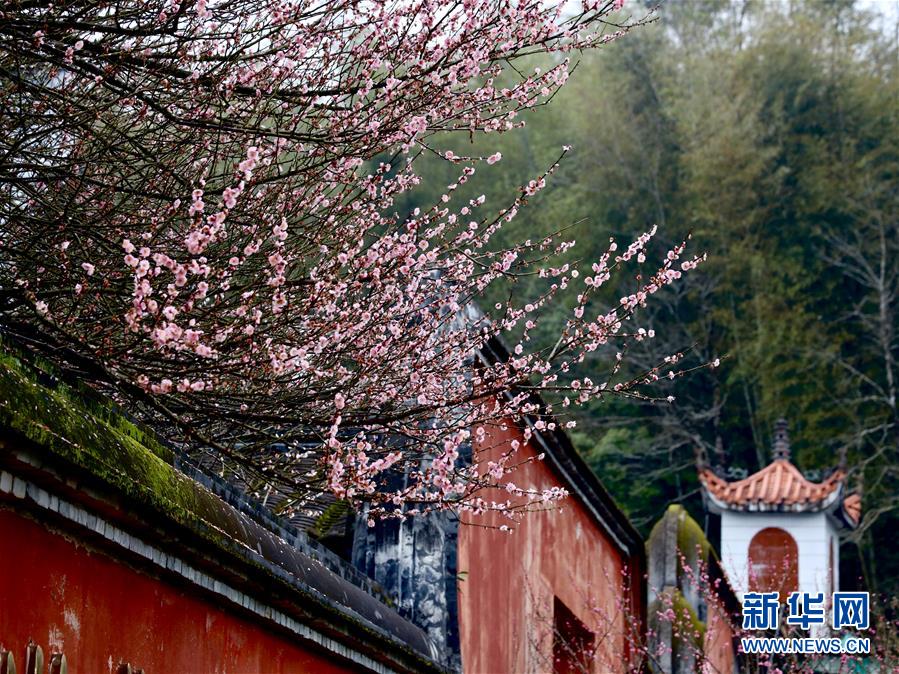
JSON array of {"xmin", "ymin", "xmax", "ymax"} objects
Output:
[
  {"xmin": 703, "ymin": 596, "xmax": 736, "ymax": 674},
  {"xmin": 0, "ymin": 508, "xmax": 355, "ymax": 673},
  {"xmin": 458, "ymin": 422, "xmax": 641, "ymax": 674}
]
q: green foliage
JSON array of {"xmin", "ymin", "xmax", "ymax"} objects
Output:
[{"xmin": 573, "ymin": 424, "xmax": 677, "ymax": 530}]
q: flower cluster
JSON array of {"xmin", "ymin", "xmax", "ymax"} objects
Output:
[{"xmin": 0, "ymin": 0, "xmax": 688, "ymax": 518}]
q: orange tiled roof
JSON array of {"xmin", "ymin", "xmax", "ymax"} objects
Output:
[
  {"xmin": 699, "ymin": 459, "xmax": 844, "ymax": 509},
  {"xmin": 843, "ymin": 492, "xmax": 862, "ymax": 525}
]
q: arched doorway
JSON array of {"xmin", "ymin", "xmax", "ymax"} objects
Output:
[{"xmin": 748, "ymin": 527, "xmax": 798, "ymax": 598}]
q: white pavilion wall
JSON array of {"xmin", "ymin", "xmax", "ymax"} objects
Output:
[{"xmin": 719, "ymin": 510, "xmax": 838, "ymax": 599}]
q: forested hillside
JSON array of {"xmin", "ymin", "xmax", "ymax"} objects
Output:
[{"xmin": 399, "ymin": 0, "xmax": 899, "ymax": 595}]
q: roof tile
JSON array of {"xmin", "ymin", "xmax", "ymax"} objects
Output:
[{"xmin": 699, "ymin": 459, "xmax": 844, "ymax": 508}]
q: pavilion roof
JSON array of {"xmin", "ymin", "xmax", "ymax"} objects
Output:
[
  {"xmin": 698, "ymin": 419, "xmax": 860, "ymax": 528},
  {"xmin": 699, "ymin": 459, "xmax": 843, "ymax": 510}
]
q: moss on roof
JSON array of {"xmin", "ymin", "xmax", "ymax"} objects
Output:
[
  {"xmin": 0, "ymin": 344, "xmax": 209, "ymax": 519},
  {"xmin": 0, "ymin": 341, "xmax": 445, "ymax": 672},
  {"xmin": 647, "ymin": 504, "xmax": 715, "ymax": 568},
  {"xmin": 648, "ymin": 587, "xmax": 706, "ymax": 647}
]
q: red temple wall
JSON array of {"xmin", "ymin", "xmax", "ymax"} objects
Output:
[
  {"xmin": 457, "ymin": 421, "xmax": 641, "ymax": 674},
  {"xmin": 0, "ymin": 508, "xmax": 356, "ymax": 674},
  {"xmin": 703, "ymin": 595, "xmax": 736, "ymax": 674}
]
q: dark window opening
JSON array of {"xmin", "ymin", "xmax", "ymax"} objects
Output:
[{"xmin": 553, "ymin": 596, "xmax": 594, "ymax": 674}]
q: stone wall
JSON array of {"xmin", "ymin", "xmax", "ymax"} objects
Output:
[
  {"xmin": 646, "ymin": 505, "xmax": 741, "ymax": 674},
  {"xmin": 351, "ymin": 475, "xmax": 462, "ymax": 672}
]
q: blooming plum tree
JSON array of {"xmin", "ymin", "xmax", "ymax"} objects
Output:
[{"xmin": 0, "ymin": 0, "xmax": 701, "ymax": 519}]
